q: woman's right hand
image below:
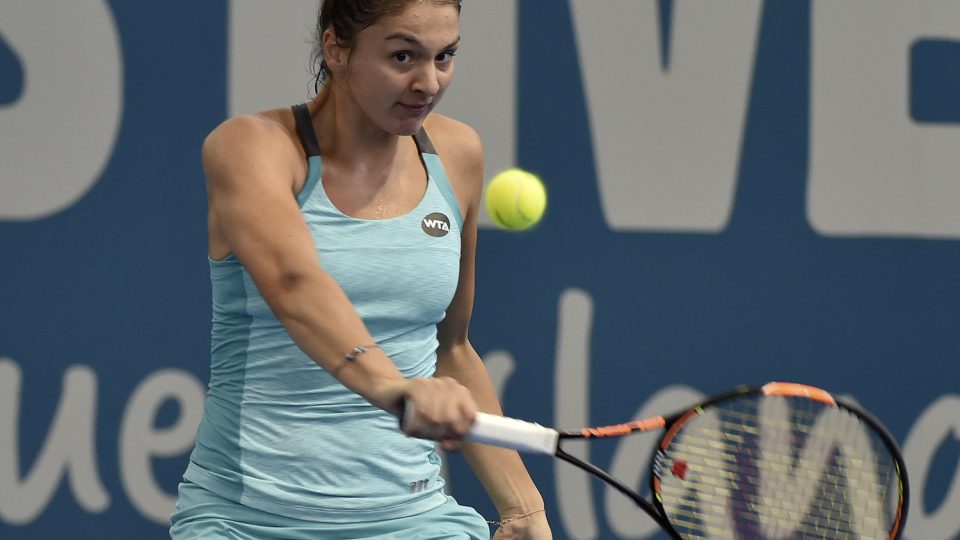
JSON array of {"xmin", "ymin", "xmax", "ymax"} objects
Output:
[{"xmin": 394, "ymin": 376, "xmax": 477, "ymax": 451}]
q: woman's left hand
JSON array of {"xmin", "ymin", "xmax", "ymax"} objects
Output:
[{"xmin": 492, "ymin": 510, "xmax": 552, "ymax": 540}]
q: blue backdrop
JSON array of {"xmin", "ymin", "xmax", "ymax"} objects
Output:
[{"xmin": 1, "ymin": 1, "xmax": 958, "ymax": 539}]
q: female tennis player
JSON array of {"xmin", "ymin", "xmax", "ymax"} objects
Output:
[{"xmin": 169, "ymin": 0, "xmax": 551, "ymax": 538}]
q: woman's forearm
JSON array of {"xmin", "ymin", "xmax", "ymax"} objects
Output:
[{"xmin": 435, "ymin": 343, "xmax": 545, "ymax": 514}]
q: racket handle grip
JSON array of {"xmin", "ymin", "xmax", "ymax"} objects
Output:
[{"xmin": 468, "ymin": 412, "xmax": 559, "ymax": 455}]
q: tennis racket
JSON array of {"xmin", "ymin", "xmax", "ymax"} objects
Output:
[{"xmin": 466, "ymin": 382, "xmax": 908, "ymax": 540}]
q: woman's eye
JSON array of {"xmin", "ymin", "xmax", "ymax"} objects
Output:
[
  {"xmin": 436, "ymin": 51, "xmax": 456, "ymax": 63},
  {"xmin": 393, "ymin": 52, "xmax": 413, "ymax": 63}
]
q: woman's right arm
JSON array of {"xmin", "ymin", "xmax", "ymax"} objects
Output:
[{"xmin": 202, "ymin": 116, "xmax": 476, "ymax": 441}]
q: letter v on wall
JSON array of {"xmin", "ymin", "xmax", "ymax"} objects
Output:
[{"xmin": 569, "ymin": 0, "xmax": 763, "ymax": 233}]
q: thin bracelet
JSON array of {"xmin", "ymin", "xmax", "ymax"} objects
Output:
[
  {"xmin": 344, "ymin": 344, "xmax": 378, "ymax": 361},
  {"xmin": 487, "ymin": 509, "xmax": 545, "ymax": 526}
]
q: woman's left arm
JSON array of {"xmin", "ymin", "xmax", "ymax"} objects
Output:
[{"xmin": 430, "ymin": 116, "xmax": 551, "ymax": 538}]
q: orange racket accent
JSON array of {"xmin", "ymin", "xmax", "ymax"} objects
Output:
[
  {"xmin": 890, "ymin": 475, "xmax": 906, "ymax": 539},
  {"xmin": 580, "ymin": 416, "xmax": 666, "ymax": 438},
  {"xmin": 762, "ymin": 382, "xmax": 836, "ymax": 405},
  {"xmin": 658, "ymin": 408, "xmax": 701, "ymax": 450}
]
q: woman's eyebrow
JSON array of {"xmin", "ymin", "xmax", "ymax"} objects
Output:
[{"xmin": 384, "ymin": 32, "xmax": 461, "ymax": 49}]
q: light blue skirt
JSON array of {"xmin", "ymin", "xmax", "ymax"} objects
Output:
[{"xmin": 169, "ymin": 480, "xmax": 490, "ymax": 539}]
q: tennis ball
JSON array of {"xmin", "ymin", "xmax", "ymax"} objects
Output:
[{"xmin": 484, "ymin": 168, "xmax": 547, "ymax": 231}]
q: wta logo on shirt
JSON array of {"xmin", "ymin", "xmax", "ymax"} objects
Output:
[{"xmin": 421, "ymin": 212, "xmax": 451, "ymax": 237}]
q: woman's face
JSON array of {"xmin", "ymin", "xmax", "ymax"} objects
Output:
[{"xmin": 339, "ymin": 2, "xmax": 460, "ymax": 136}]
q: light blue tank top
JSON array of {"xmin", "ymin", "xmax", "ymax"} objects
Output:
[{"xmin": 184, "ymin": 104, "xmax": 465, "ymax": 523}]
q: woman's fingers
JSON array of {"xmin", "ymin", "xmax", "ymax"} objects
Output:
[{"xmin": 401, "ymin": 377, "xmax": 477, "ymax": 444}]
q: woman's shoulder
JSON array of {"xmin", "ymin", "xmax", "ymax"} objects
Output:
[
  {"xmin": 423, "ymin": 112, "xmax": 483, "ymax": 171},
  {"xmin": 423, "ymin": 113, "xmax": 485, "ymax": 211},
  {"xmin": 202, "ymin": 107, "xmax": 305, "ymax": 186},
  {"xmin": 205, "ymin": 107, "xmax": 299, "ymax": 154}
]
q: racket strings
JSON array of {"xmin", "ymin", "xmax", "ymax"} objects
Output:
[
  {"xmin": 656, "ymin": 396, "xmax": 901, "ymax": 539},
  {"xmin": 672, "ymin": 419, "xmax": 897, "ymax": 490}
]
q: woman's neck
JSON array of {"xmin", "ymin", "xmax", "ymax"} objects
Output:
[{"xmin": 310, "ymin": 84, "xmax": 403, "ymax": 174}]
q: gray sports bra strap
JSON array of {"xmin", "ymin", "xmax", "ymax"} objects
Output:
[{"xmin": 291, "ymin": 103, "xmax": 321, "ymax": 157}]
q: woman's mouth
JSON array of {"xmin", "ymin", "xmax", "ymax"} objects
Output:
[{"xmin": 401, "ymin": 103, "xmax": 429, "ymax": 115}]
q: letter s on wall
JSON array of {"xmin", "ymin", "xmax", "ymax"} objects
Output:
[{"xmin": 0, "ymin": 1, "xmax": 123, "ymax": 221}]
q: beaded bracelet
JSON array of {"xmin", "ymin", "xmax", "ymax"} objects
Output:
[
  {"xmin": 344, "ymin": 344, "xmax": 378, "ymax": 361},
  {"xmin": 487, "ymin": 509, "xmax": 545, "ymax": 526}
]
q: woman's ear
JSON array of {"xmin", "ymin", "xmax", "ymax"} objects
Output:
[{"xmin": 322, "ymin": 28, "xmax": 349, "ymax": 79}]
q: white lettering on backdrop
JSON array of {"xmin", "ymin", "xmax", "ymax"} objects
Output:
[{"xmin": 0, "ymin": 1, "xmax": 122, "ymax": 221}]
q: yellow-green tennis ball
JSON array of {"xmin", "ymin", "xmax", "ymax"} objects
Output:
[{"xmin": 485, "ymin": 168, "xmax": 546, "ymax": 231}]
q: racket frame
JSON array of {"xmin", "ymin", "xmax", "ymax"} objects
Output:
[{"xmin": 544, "ymin": 383, "xmax": 909, "ymax": 540}]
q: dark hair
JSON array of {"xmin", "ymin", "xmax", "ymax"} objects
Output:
[{"xmin": 310, "ymin": 0, "xmax": 462, "ymax": 93}]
